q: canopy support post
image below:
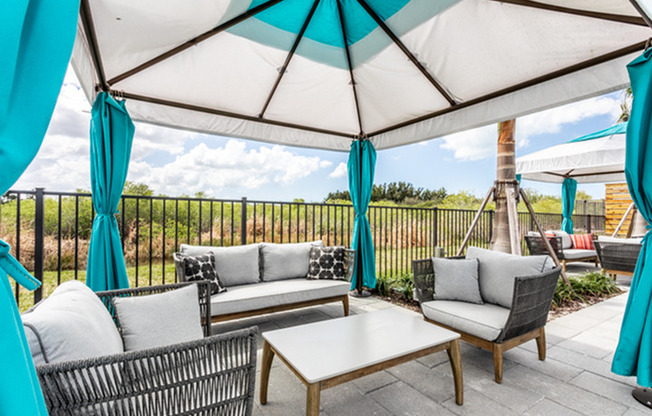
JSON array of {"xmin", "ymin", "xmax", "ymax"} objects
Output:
[
  {"xmin": 613, "ymin": 202, "xmax": 636, "ymax": 237},
  {"xmin": 519, "ymin": 187, "xmax": 570, "ymax": 285},
  {"xmin": 456, "ymin": 186, "xmax": 495, "ymax": 257}
]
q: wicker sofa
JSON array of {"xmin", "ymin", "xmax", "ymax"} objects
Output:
[
  {"xmin": 594, "ymin": 236, "xmax": 643, "ymax": 277},
  {"xmin": 413, "ymin": 247, "xmax": 561, "ymax": 383},
  {"xmin": 524, "ymin": 231, "xmax": 598, "ymax": 271},
  {"xmin": 24, "ymin": 281, "xmax": 258, "ymax": 416},
  {"xmin": 175, "ymin": 241, "xmax": 355, "ymax": 323}
]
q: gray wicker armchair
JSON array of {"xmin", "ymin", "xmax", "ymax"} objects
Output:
[
  {"xmin": 35, "ymin": 282, "xmax": 258, "ymax": 416},
  {"xmin": 594, "ymin": 240, "xmax": 642, "ymax": 277},
  {"xmin": 413, "ymin": 257, "xmax": 561, "ymax": 383}
]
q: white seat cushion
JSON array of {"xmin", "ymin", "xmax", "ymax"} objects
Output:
[
  {"xmin": 210, "ymin": 279, "xmax": 349, "ymax": 316},
  {"xmin": 597, "ymin": 236, "xmax": 642, "ymax": 244},
  {"xmin": 562, "ymin": 248, "xmax": 597, "ymax": 259},
  {"xmin": 422, "ymin": 300, "xmax": 510, "ymax": 342}
]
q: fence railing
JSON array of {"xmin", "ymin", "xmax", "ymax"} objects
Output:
[{"xmin": 1, "ymin": 189, "xmax": 605, "ymax": 310}]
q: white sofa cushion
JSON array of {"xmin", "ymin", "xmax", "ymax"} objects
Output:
[
  {"xmin": 22, "ymin": 281, "xmax": 123, "ymax": 366},
  {"xmin": 466, "ymin": 246, "xmax": 552, "ymax": 308},
  {"xmin": 181, "ymin": 243, "xmax": 260, "ymax": 287},
  {"xmin": 261, "ymin": 241, "xmax": 323, "ymax": 281},
  {"xmin": 432, "ymin": 257, "xmax": 483, "ymax": 304},
  {"xmin": 422, "ymin": 300, "xmax": 510, "ymax": 342},
  {"xmin": 562, "ymin": 248, "xmax": 597, "ymax": 259},
  {"xmin": 114, "ymin": 284, "xmax": 204, "ymax": 351},
  {"xmin": 552, "ymin": 230, "xmax": 572, "ymax": 249},
  {"xmin": 597, "ymin": 235, "xmax": 643, "ymax": 244},
  {"xmin": 210, "ymin": 279, "xmax": 349, "ymax": 316}
]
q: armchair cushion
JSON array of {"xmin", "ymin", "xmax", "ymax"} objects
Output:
[
  {"xmin": 22, "ymin": 281, "xmax": 123, "ymax": 366},
  {"xmin": 113, "ymin": 284, "xmax": 204, "ymax": 351},
  {"xmin": 261, "ymin": 240, "xmax": 323, "ymax": 281},
  {"xmin": 432, "ymin": 257, "xmax": 483, "ymax": 304},
  {"xmin": 422, "ymin": 300, "xmax": 510, "ymax": 341},
  {"xmin": 466, "ymin": 246, "xmax": 552, "ymax": 308}
]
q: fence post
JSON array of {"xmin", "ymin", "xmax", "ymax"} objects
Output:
[
  {"xmin": 34, "ymin": 188, "xmax": 45, "ymax": 303},
  {"xmin": 432, "ymin": 207, "xmax": 438, "ymax": 253},
  {"xmin": 241, "ymin": 197, "xmax": 247, "ymax": 245},
  {"xmin": 587, "ymin": 214, "xmax": 592, "ymax": 233},
  {"xmin": 488, "ymin": 209, "xmax": 494, "ymax": 244}
]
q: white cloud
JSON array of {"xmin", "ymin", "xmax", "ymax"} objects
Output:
[
  {"xmin": 126, "ymin": 140, "xmax": 328, "ymax": 196},
  {"xmin": 439, "ymin": 95, "xmax": 622, "ymax": 161},
  {"xmin": 329, "ymin": 162, "xmax": 348, "ymax": 178}
]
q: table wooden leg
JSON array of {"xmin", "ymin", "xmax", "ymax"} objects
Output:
[
  {"xmin": 306, "ymin": 382, "xmax": 321, "ymax": 416},
  {"xmin": 260, "ymin": 341, "xmax": 275, "ymax": 405},
  {"xmin": 446, "ymin": 339, "xmax": 463, "ymax": 405}
]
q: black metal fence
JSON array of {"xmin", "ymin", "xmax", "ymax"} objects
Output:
[{"xmin": 1, "ymin": 189, "xmax": 604, "ymax": 310}]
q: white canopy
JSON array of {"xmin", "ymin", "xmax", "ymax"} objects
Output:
[
  {"xmin": 72, "ymin": 0, "xmax": 652, "ymax": 151},
  {"xmin": 516, "ymin": 123, "xmax": 627, "ymax": 184}
]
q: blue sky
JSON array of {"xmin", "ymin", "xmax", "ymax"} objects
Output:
[{"xmin": 15, "ymin": 68, "xmax": 626, "ymax": 202}]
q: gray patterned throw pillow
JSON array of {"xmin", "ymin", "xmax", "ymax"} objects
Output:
[
  {"xmin": 182, "ymin": 252, "xmax": 226, "ymax": 295},
  {"xmin": 307, "ymin": 246, "xmax": 346, "ymax": 280}
]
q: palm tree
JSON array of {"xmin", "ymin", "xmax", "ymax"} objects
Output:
[
  {"xmin": 618, "ymin": 87, "xmax": 632, "ymax": 123},
  {"xmin": 490, "ymin": 119, "xmax": 517, "ymax": 253}
]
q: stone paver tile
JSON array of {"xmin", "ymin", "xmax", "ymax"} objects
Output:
[
  {"xmin": 555, "ymin": 332, "xmax": 616, "ymax": 359},
  {"xmin": 255, "ymin": 364, "xmax": 307, "ymax": 416},
  {"xmin": 454, "ymin": 360, "xmax": 544, "ymax": 414},
  {"xmin": 570, "ymin": 372, "xmax": 639, "ymax": 406},
  {"xmin": 441, "ymin": 387, "xmax": 520, "ymax": 416},
  {"xmin": 351, "ymin": 370, "xmax": 398, "ymax": 394},
  {"xmin": 506, "ymin": 347, "xmax": 582, "ymax": 382},
  {"xmin": 545, "ymin": 320, "xmax": 584, "ymax": 340},
  {"xmin": 505, "ymin": 363, "xmax": 628, "ymax": 416},
  {"xmin": 386, "ymin": 360, "xmax": 458, "ymax": 404},
  {"xmin": 623, "ymin": 405, "xmax": 652, "ymax": 416},
  {"xmin": 547, "ymin": 344, "xmax": 638, "ymax": 387},
  {"xmin": 522, "ymin": 398, "xmax": 583, "ymax": 416},
  {"xmin": 368, "ymin": 381, "xmax": 457, "ymax": 416},
  {"xmin": 416, "ymin": 350, "xmax": 451, "ymax": 369},
  {"xmin": 321, "ymin": 382, "xmax": 393, "ymax": 416},
  {"xmin": 551, "ymin": 312, "xmax": 604, "ymax": 332}
]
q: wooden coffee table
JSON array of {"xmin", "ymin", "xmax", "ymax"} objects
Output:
[{"xmin": 260, "ymin": 309, "xmax": 462, "ymax": 415}]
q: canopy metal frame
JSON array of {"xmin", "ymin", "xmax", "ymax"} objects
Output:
[{"xmin": 79, "ymin": 0, "xmax": 651, "ymax": 142}]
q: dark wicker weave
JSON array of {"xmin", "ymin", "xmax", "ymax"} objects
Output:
[
  {"xmin": 35, "ymin": 282, "xmax": 258, "ymax": 415},
  {"xmin": 594, "ymin": 240, "xmax": 642, "ymax": 276},
  {"xmin": 412, "ymin": 256, "xmax": 561, "ymax": 383}
]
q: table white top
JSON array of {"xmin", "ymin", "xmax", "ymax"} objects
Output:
[{"xmin": 262, "ymin": 309, "xmax": 460, "ymax": 384}]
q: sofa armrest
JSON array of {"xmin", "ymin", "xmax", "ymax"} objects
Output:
[
  {"xmin": 37, "ymin": 326, "xmax": 258, "ymax": 416},
  {"xmin": 412, "ymin": 259, "xmax": 434, "ymax": 304},
  {"xmin": 525, "ymin": 235, "xmax": 563, "ymax": 257},
  {"xmin": 496, "ymin": 267, "xmax": 561, "ymax": 343},
  {"xmin": 96, "ymin": 281, "xmax": 212, "ymax": 337},
  {"xmin": 344, "ymin": 249, "xmax": 356, "ymax": 282}
]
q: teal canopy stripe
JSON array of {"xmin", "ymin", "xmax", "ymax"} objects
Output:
[
  {"xmin": 0, "ymin": 0, "xmax": 79, "ymax": 413},
  {"xmin": 612, "ymin": 47, "xmax": 652, "ymax": 388},
  {"xmin": 230, "ymin": 0, "xmax": 460, "ymax": 69},
  {"xmin": 348, "ymin": 140, "xmax": 377, "ymax": 290},
  {"xmin": 86, "ymin": 92, "xmax": 135, "ymax": 292},
  {"xmin": 569, "ymin": 122, "xmax": 628, "ymax": 143},
  {"xmin": 561, "ymin": 177, "xmax": 577, "ymax": 234}
]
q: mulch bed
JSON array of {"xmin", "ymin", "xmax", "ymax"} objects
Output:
[{"xmin": 374, "ymin": 291, "xmax": 623, "ymax": 322}]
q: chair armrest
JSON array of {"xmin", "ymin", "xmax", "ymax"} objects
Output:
[
  {"xmin": 525, "ymin": 235, "xmax": 562, "ymax": 257},
  {"xmin": 37, "ymin": 326, "xmax": 258, "ymax": 416},
  {"xmin": 412, "ymin": 259, "xmax": 434, "ymax": 304},
  {"xmin": 96, "ymin": 281, "xmax": 212, "ymax": 337},
  {"xmin": 496, "ymin": 267, "xmax": 561, "ymax": 343},
  {"xmin": 344, "ymin": 249, "xmax": 356, "ymax": 282}
]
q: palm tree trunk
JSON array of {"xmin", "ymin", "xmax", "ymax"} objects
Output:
[{"xmin": 491, "ymin": 119, "xmax": 517, "ymax": 253}]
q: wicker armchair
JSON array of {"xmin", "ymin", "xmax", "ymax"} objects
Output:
[
  {"xmin": 594, "ymin": 240, "xmax": 642, "ymax": 277},
  {"xmin": 524, "ymin": 235, "xmax": 598, "ymax": 271},
  {"xmin": 413, "ymin": 258, "xmax": 561, "ymax": 383},
  {"xmin": 35, "ymin": 282, "xmax": 258, "ymax": 416}
]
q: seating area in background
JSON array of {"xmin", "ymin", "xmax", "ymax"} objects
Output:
[
  {"xmin": 22, "ymin": 280, "xmax": 258, "ymax": 415},
  {"xmin": 413, "ymin": 246, "xmax": 561, "ymax": 383},
  {"xmin": 595, "ymin": 235, "xmax": 643, "ymax": 278},
  {"xmin": 173, "ymin": 241, "xmax": 355, "ymax": 323},
  {"xmin": 524, "ymin": 230, "xmax": 598, "ymax": 271}
]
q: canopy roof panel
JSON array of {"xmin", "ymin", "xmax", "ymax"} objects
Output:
[
  {"xmin": 516, "ymin": 122, "xmax": 627, "ymax": 184},
  {"xmin": 73, "ymin": 0, "xmax": 652, "ymax": 151}
]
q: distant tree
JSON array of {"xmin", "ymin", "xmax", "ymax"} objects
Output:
[
  {"xmin": 326, "ymin": 182, "xmax": 447, "ymax": 204},
  {"xmin": 325, "ymin": 190, "xmax": 351, "ymax": 201},
  {"xmin": 123, "ymin": 181, "xmax": 153, "ymax": 196}
]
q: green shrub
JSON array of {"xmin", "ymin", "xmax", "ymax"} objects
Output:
[{"xmin": 553, "ymin": 272, "xmax": 621, "ymax": 308}]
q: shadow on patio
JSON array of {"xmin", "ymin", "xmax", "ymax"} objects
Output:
[{"xmin": 210, "ymin": 264, "xmax": 643, "ymax": 416}]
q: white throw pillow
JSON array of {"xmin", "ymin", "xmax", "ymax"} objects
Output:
[
  {"xmin": 113, "ymin": 284, "xmax": 203, "ymax": 351},
  {"xmin": 553, "ymin": 230, "xmax": 573, "ymax": 249},
  {"xmin": 22, "ymin": 280, "xmax": 123, "ymax": 366}
]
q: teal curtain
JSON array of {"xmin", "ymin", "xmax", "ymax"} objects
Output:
[
  {"xmin": 561, "ymin": 177, "xmax": 577, "ymax": 234},
  {"xmin": 0, "ymin": 0, "xmax": 78, "ymax": 413},
  {"xmin": 612, "ymin": 47, "xmax": 652, "ymax": 388},
  {"xmin": 86, "ymin": 92, "xmax": 134, "ymax": 292},
  {"xmin": 348, "ymin": 140, "xmax": 377, "ymax": 290}
]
